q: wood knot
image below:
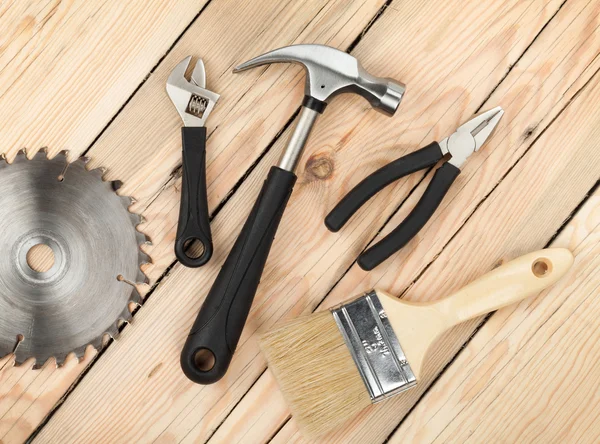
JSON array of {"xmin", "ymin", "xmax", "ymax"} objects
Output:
[
  {"xmin": 522, "ymin": 124, "xmax": 538, "ymax": 141},
  {"xmin": 305, "ymin": 154, "xmax": 334, "ymax": 181}
]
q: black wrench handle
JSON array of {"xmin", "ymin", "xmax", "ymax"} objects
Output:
[{"xmin": 175, "ymin": 127, "xmax": 213, "ymax": 267}]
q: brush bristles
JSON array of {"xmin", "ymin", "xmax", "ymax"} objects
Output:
[{"xmin": 260, "ymin": 310, "xmax": 372, "ymax": 438}]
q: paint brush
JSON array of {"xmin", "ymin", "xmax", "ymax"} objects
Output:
[{"xmin": 260, "ymin": 248, "xmax": 573, "ymax": 437}]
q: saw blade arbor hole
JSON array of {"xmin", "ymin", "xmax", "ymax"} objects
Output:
[{"xmin": 26, "ymin": 243, "xmax": 55, "ymax": 273}]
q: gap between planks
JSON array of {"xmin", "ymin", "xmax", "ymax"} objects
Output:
[
  {"xmin": 26, "ymin": 0, "xmax": 397, "ymax": 440},
  {"xmin": 389, "ymin": 184, "xmax": 600, "ymax": 442},
  {"xmin": 229, "ymin": 0, "xmax": 579, "ymax": 439},
  {"xmin": 27, "ymin": 0, "xmax": 596, "ymax": 438},
  {"xmin": 207, "ymin": 0, "xmax": 600, "ymax": 440}
]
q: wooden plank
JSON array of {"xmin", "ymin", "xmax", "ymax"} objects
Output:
[
  {"xmin": 209, "ymin": 0, "xmax": 600, "ymax": 441},
  {"xmin": 0, "ymin": 1, "xmax": 210, "ymax": 441},
  {"xmin": 86, "ymin": 0, "xmax": 385, "ymax": 228},
  {"xmin": 101, "ymin": 0, "xmax": 391, "ymax": 282},
  {"xmin": 390, "ymin": 188, "xmax": 600, "ymax": 443},
  {"xmin": 1, "ymin": 0, "xmax": 390, "ymax": 442},
  {"xmin": 0, "ymin": 350, "xmax": 95, "ymax": 444},
  {"xmin": 33, "ymin": 0, "xmax": 576, "ymax": 442},
  {"xmin": 0, "ymin": 0, "xmax": 208, "ymax": 161},
  {"xmin": 269, "ymin": 30, "xmax": 600, "ymax": 444}
]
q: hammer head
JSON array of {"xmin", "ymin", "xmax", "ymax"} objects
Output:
[{"xmin": 234, "ymin": 44, "xmax": 405, "ymax": 115}]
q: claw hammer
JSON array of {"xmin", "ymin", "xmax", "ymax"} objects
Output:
[{"xmin": 180, "ymin": 44, "xmax": 406, "ymax": 384}]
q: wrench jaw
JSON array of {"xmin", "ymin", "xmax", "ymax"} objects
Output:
[{"xmin": 167, "ymin": 56, "xmax": 220, "ymax": 127}]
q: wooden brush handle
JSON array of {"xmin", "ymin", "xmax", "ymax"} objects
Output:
[{"xmin": 433, "ymin": 248, "xmax": 573, "ymax": 328}]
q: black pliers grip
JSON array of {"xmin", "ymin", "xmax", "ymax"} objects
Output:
[{"xmin": 325, "ymin": 142, "xmax": 460, "ymax": 270}]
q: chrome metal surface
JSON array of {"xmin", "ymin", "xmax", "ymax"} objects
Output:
[
  {"xmin": 0, "ymin": 151, "xmax": 148, "ymax": 367},
  {"xmin": 167, "ymin": 56, "xmax": 220, "ymax": 127},
  {"xmin": 234, "ymin": 44, "xmax": 405, "ymax": 115},
  {"xmin": 332, "ymin": 291, "xmax": 417, "ymax": 402},
  {"xmin": 277, "ymin": 107, "xmax": 319, "ymax": 171},
  {"xmin": 439, "ymin": 106, "xmax": 504, "ymax": 168}
]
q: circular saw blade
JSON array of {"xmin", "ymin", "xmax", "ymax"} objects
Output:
[{"xmin": 0, "ymin": 150, "xmax": 149, "ymax": 367}]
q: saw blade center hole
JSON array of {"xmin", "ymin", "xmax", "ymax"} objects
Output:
[{"xmin": 26, "ymin": 243, "xmax": 55, "ymax": 273}]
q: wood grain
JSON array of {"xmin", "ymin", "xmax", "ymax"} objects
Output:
[
  {"xmin": 0, "ymin": 0, "xmax": 207, "ymax": 161},
  {"xmin": 209, "ymin": 0, "xmax": 600, "ymax": 441},
  {"xmin": 269, "ymin": 26, "xmax": 600, "ymax": 444},
  {"xmin": 0, "ymin": 0, "xmax": 209, "ymax": 441},
  {"xmin": 390, "ymin": 189, "xmax": 600, "ymax": 443},
  {"xmin": 0, "ymin": 0, "xmax": 389, "ymax": 440},
  {"xmin": 0, "ymin": 348, "xmax": 96, "ymax": 444},
  {"xmin": 33, "ymin": 0, "xmax": 592, "ymax": 442},
  {"xmin": 0, "ymin": 0, "xmax": 597, "ymax": 441}
]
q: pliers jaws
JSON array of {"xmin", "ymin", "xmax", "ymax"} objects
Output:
[
  {"xmin": 440, "ymin": 106, "xmax": 504, "ymax": 168},
  {"xmin": 166, "ymin": 56, "xmax": 220, "ymax": 127}
]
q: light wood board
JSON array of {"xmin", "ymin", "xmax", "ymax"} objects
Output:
[{"xmin": 0, "ymin": 0, "xmax": 598, "ymax": 442}]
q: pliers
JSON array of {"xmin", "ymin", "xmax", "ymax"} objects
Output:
[{"xmin": 325, "ymin": 106, "xmax": 504, "ymax": 271}]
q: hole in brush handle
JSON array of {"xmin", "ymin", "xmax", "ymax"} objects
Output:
[{"xmin": 532, "ymin": 258, "xmax": 552, "ymax": 277}]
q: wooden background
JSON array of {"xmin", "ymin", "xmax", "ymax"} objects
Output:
[{"xmin": 0, "ymin": 0, "xmax": 599, "ymax": 442}]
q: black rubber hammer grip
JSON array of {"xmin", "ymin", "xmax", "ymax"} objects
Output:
[
  {"xmin": 181, "ymin": 166, "xmax": 297, "ymax": 384},
  {"xmin": 175, "ymin": 127, "xmax": 213, "ymax": 267}
]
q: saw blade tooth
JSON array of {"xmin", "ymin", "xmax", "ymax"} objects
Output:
[
  {"xmin": 9, "ymin": 149, "xmax": 28, "ymax": 164},
  {"xmin": 119, "ymin": 306, "xmax": 133, "ymax": 324},
  {"xmin": 136, "ymin": 267, "xmax": 149, "ymax": 286},
  {"xmin": 139, "ymin": 249, "xmax": 152, "ymax": 265},
  {"xmin": 14, "ymin": 347, "xmax": 41, "ymax": 369},
  {"xmin": 120, "ymin": 195, "xmax": 135, "ymax": 212},
  {"xmin": 0, "ymin": 346, "xmax": 14, "ymax": 361},
  {"xmin": 128, "ymin": 287, "xmax": 142, "ymax": 305},
  {"xmin": 90, "ymin": 335, "xmax": 104, "ymax": 352},
  {"xmin": 14, "ymin": 355, "xmax": 37, "ymax": 369},
  {"xmin": 106, "ymin": 323, "xmax": 120, "ymax": 340},
  {"xmin": 61, "ymin": 351, "xmax": 78, "ymax": 367},
  {"xmin": 72, "ymin": 345, "xmax": 88, "ymax": 361},
  {"xmin": 88, "ymin": 166, "xmax": 107, "ymax": 180}
]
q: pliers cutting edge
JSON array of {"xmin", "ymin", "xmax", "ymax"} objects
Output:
[{"xmin": 325, "ymin": 106, "xmax": 504, "ymax": 271}]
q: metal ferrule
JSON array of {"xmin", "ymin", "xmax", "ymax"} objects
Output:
[{"xmin": 332, "ymin": 291, "xmax": 416, "ymax": 402}]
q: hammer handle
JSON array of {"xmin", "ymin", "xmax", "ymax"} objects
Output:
[{"xmin": 181, "ymin": 166, "xmax": 296, "ymax": 384}]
